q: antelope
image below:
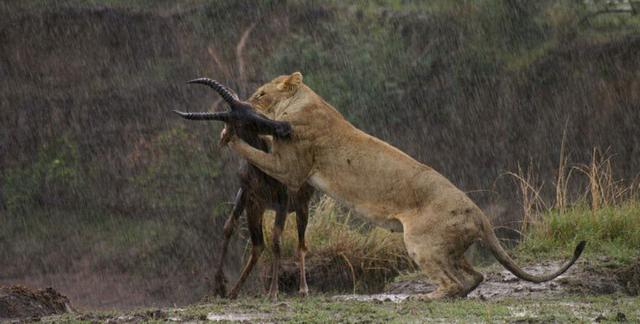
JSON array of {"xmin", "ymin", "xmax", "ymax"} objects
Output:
[{"xmin": 174, "ymin": 79, "xmax": 314, "ymax": 301}]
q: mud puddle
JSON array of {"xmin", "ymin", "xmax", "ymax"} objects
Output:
[
  {"xmin": 342, "ymin": 261, "xmax": 623, "ymax": 301},
  {"xmin": 333, "ymin": 293, "xmax": 411, "ymax": 303},
  {"xmin": 206, "ymin": 312, "xmax": 271, "ymax": 322}
]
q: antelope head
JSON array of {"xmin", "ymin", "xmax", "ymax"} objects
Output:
[{"xmin": 173, "ymin": 78, "xmax": 292, "ymax": 139}]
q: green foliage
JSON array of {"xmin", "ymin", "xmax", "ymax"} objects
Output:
[
  {"xmin": 2, "ymin": 0, "xmax": 204, "ymax": 12},
  {"xmin": 265, "ymin": 2, "xmax": 499, "ymax": 134},
  {"xmin": 132, "ymin": 126, "xmax": 222, "ymax": 212},
  {"xmin": 265, "ymin": 0, "xmax": 635, "ymax": 134},
  {"xmin": 519, "ymin": 201, "xmax": 640, "ymax": 264},
  {"xmin": 4, "ymin": 136, "xmax": 85, "ymax": 214},
  {"xmin": 0, "ymin": 206, "xmax": 226, "ymax": 280}
]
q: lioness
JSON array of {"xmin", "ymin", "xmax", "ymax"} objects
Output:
[{"xmin": 223, "ymin": 72, "xmax": 586, "ymax": 299}]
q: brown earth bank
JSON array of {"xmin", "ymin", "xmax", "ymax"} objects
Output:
[
  {"xmin": 0, "ymin": 285, "xmax": 73, "ymax": 320},
  {"xmin": 0, "ymin": 271, "xmax": 210, "ymax": 312}
]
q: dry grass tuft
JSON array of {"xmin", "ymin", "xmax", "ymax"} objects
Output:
[
  {"xmin": 257, "ymin": 196, "xmax": 415, "ymax": 294},
  {"xmin": 574, "ymin": 148, "xmax": 634, "ymax": 212},
  {"xmin": 511, "ymin": 147, "xmax": 640, "ymax": 263},
  {"xmin": 506, "ymin": 163, "xmax": 547, "ymax": 233}
]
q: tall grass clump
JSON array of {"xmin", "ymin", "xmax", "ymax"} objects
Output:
[
  {"xmin": 259, "ymin": 196, "xmax": 416, "ymax": 293},
  {"xmin": 513, "ymin": 147, "xmax": 640, "ymax": 264}
]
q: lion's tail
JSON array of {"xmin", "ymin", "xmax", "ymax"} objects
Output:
[{"xmin": 480, "ymin": 218, "xmax": 586, "ymax": 283}]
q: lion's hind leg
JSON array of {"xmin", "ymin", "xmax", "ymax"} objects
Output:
[
  {"xmin": 401, "ymin": 210, "xmax": 480, "ymax": 300},
  {"xmin": 403, "ymin": 233, "xmax": 466, "ymax": 300},
  {"xmin": 457, "ymin": 257, "xmax": 484, "ymax": 296},
  {"xmin": 407, "ymin": 253, "xmax": 466, "ymax": 300}
]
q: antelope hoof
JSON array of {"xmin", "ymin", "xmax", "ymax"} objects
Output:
[
  {"xmin": 227, "ymin": 289, "xmax": 240, "ymax": 300},
  {"xmin": 211, "ymin": 273, "xmax": 227, "ymax": 297},
  {"xmin": 213, "ymin": 282, "xmax": 226, "ymax": 298},
  {"xmin": 268, "ymin": 291, "xmax": 278, "ymax": 302}
]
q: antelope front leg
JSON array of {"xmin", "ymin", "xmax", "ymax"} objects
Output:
[
  {"xmin": 295, "ymin": 203, "xmax": 310, "ymax": 297},
  {"xmin": 269, "ymin": 192, "xmax": 288, "ymax": 302},
  {"xmin": 212, "ymin": 187, "xmax": 247, "ymax": 297}
]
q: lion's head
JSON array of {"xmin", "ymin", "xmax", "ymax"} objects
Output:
[{"xmin": 248, "ymin": 72, "xmax": 303, "ymax": 116}]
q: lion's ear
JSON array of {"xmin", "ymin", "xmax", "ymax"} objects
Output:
[
  {"xmin": 280, "ymin": 71, "xmax": 303, "ymax": 91},
  {"xmin": 287, "ymin": 72, "xmax": 303, "ymax": 86}
]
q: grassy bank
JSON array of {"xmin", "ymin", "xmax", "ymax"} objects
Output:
[
  {"xmin": 512, "ymin": 148, "xmax": 640, "ymax": 266},
  {"xmin": 519, "ymin": 201, "xmax": 640, "ymax": 264}
]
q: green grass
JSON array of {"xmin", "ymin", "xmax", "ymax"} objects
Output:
[
  {"xmin": 0, "ymin": 0, "xmax": 206, "ymax": 13},
  {"xmin": 518, "ymin": 200, "xmax": 640, "ymax": 265},
  {"xmin": 49, "ymin": 294, "xmax": 640, "ymax": 323},
  {"xmin": 0, "ymin": 207, "xmax": 220, "ymax": 277}
]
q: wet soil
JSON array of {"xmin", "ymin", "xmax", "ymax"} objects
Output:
[
  {"xmin": 617, "ymin": 257, "xmax": 640, "ymax": 296},
  {"xmin": 0, "ymin": 285, "xmax": 73, "ymax": 320},
  {"xmin": 338, "ymin": 260, "xmax": 626, "ymax": 302},
  {"xmin": 9, "ymin": 260, "xmax": 638, "ymax": 322}
]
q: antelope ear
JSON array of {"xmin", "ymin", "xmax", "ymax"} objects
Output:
[{"xmin": 280, "ymin": 71, "xmax": 303, "ymax": 91}]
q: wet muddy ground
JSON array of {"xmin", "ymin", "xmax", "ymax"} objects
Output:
[
  {"xmin": 380, "ymin": 260, "xmax": 625, "ymax": 301},
  {"xmin": 43, "ymin": 294, "xmax": 640, "ymax": 323},
  {"xmin": 5, "ymin": 260, "xmax": 639, "ymax": 322}
]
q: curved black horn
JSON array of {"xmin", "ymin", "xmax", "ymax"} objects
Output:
[
  {"xmin": 187, "ymin": 78, "xmax": 239, "ymax": 107},
  {"xmin": 172, "ymin": 110, "xmax": 230, "ymax": 122}
]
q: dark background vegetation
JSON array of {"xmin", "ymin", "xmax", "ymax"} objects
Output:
[{"xmin": 1, "ymin": 0, "xmax": 638, "ymax": 309}]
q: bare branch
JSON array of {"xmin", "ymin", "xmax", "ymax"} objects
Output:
[{"xmin": 236, "ymin": 22, "xmax": 257, "ymax": 92}]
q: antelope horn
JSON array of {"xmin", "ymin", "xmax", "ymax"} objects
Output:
[
  {"xmin": 187, "ymin": 78, "xmax": 240, "ymax": 108},
  {"xmin": 172, "ymin": 110, "xmax": 231, "ymax": 121}
]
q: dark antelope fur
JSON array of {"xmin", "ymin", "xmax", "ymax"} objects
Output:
[
  {"xmin": 174, "ymin": 78, "xmax": 292, "ymax": 138},
  {"xmin": 175, "ymin": 78, "xmax": 314, "ymax": 300}
]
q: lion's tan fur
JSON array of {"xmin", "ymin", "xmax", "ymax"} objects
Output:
[{"xmin": 227, "ymin": 72, "xmax": 584, "ymax": 299}]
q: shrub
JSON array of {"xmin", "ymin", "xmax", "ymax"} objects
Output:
[{"xmin": 4, "ymin": 135, "xmax": 85, "ymax": 214}]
